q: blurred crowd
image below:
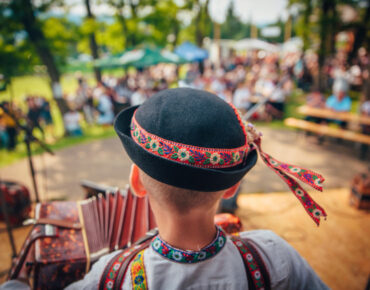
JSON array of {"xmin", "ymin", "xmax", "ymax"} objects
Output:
[
  {"xmin": 1, "ymin": 47, "xmax": 369, "ymax": 151},
  {"xmin": 0, "ymin": 97, "xmax": 52, "ymax": 151}
]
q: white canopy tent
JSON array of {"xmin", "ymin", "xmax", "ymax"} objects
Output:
[{"xmin": 233, "ymin": 39, "xmax": 279, "ymax": 53}]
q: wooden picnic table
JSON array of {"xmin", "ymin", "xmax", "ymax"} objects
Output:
[
  {"xmin": 284, "ymin": 118, "xmax": 370, "ymax": 145},
  {"xmin": 298, "ymin": 105, "xmax": 370, "ymax": 126}
]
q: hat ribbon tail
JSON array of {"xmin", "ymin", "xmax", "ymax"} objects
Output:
[{"xmin": 252, "ymin": 139, "xmax": 327, "ymax": 226}]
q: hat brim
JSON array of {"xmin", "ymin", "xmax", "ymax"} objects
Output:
[{"xmin": 114, "ymin": 106, "xmax": 257, "ymax": 192}]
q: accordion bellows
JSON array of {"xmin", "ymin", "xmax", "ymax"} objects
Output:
[{"xmin": 11, "ymin": 188, "xmax": 156, "ymax": 290}]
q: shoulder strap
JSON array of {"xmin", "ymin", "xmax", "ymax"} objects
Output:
[
  {"xmin": 130, "ymin": 249, "xmax": 147, "ymax": 290},
  {"xmin": 230, "ymin": 235, "xmax": 271, "ymax": 290},
  {"xmin": 99, "ymin": 229, "xmax": 158, "ymax": 290},
  {"xmin": 98, "ymin": 241, "xmax": 150, "ymax": 290}
]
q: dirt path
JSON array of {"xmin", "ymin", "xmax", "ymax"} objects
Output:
[
  {"xmin": 237, "ymin": 188, "xmax": 370, "ymax": 290},
  {"xmin": 0, "ymin": 127, "xmax": 368, "ymax": 201}
]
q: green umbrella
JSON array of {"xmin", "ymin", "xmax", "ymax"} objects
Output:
[
  {"xmin": 94, "ymin": 47, "xmax": 187, "ymax": 69},
  {"xmin": 93, "ymin": 54, "xmax": 124, "ymax": 68}
]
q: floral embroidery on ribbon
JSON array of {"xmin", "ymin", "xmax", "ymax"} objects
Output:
[
  {"xmin": 103, "ymin": 245, "xmax": 141, "ymax": 290},
  {"xmin": 228, "ymin": 105, "xmax": 327, "ymax": 226},
  {"xmin": 230, "ymin": 236, "xmax": 267, "ymax": 290},
  {"xmin": 130, "ymin": 250, "xmax": 148, "ymax": 290},
  {"xmin": 151, "ymin": 226, "xmax": 227, "ymax": 263},
  {"xmin": 130, "ymin": 113, "xmax": 249, "ymax": 168},
  {"xmin": 253, "ymin": 138, "xmax": 327, "ymax": 226}
]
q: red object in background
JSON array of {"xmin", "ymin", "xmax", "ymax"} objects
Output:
[
  {"xmin": 350, "ymin": 172, "xmax": 370, "ymax": 210},
  {"xmin": 214, "ymin": 213, "xmax": 242, "ymax": 234},
  {"xmin": 0, "ymin": 181, "xmax": 31, "ymax": 226}
]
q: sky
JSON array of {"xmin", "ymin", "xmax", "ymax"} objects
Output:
[{"xmin": 52, "ymin": 0, "xmax": 289, "ymax": 26}]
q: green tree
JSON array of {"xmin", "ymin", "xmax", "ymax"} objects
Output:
[
  {"xmin": 105, "ymin": 0, "xmax": 157, "ymax": 49},
  {"xmin": 1, "ymin": 0, "xmax": 68, "ymax": 114},
  {"xmin": 84, "ymin": 0, "xmax": 102, "ymax": 82}
]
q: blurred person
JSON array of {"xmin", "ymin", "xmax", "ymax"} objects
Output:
[
  {"xmin": 130, "ymin": 87, "xmax": 147, "ymax": 106},
  {"xmin": 83, "ymin": 88, "xmax": 95, "ymax": 125},
  {"xmin": 306, "ymin": 90, "xmax": 325, "ymax": 109},
  {"xmin": 39, "ymin": 98, "xmax": 53, "ymax": 127},
  {"xmin": 63, "ymin": 106, "xmax": 83, "ymax": 137},
  {"xmin": 26, "ymin": 97, "xmax": 44, "ymax": 137},
  {"xmin": 97, "ymin": 90, "xmax": 115, "ymax": 126},
  {"xmin": 266, "ymin": 83, "xmax": 286, "ymax": 120},
  {"xmin": 75, "ymin": 77, "xmax": 89, "ymax": 111},
  {"xmin": 325, "ymin": 79, "xmax": 352, "ymax": 128},
  {"xmin": 1, "ymin": 102, "xmax": 18, "ymax": 150},
  {"xmin": 360, "ymin": 97, "xmax": 370, "ymax": 135},
  {"xmin": 0, "ymin": 108, "xmax": 9, "ymax": 149},
  {"xmin": 210, "ymin": 77, "xmax": 226, "ymax": 95},
  {"xmin": 233, "ymin": 82, "xmax": 251, "ymax": 114},
  {"xmin": 39, "ymin": 97, "xmax": 54, "ymax": 142}
]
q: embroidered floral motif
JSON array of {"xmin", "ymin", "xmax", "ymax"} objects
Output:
[
  {"xmin": 230, "ymin": 236, "xmax": 267, "ymax": 290},
  {"xmin": 263, "ymin": 153, "xmax": 325, "ymax": 192},
  {"xmin": 251, "ymin": 139, "xmax": 327, "ymax": 226},
  {"xmin": 130, "ymin": 250, "xmax": 147, "ymax": 290},
  {"xmin": 151, "ymin": 226, "xmax": 227, "ymax": 263},
  {"xmin": 103, "ymin": 247, "xmax": 138, "ymax": 290},
  {"xmin": 130, "ymin": 114, "xmax": 248, "ymax": 169}
]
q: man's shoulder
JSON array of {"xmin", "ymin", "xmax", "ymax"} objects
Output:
[
  {"xmin": 238, "ymin": 229, "xmax": 284, "ymax": 243},
  {"xmin": 236, "ymin": 230, "xmax": 295, "ymax": 284}
]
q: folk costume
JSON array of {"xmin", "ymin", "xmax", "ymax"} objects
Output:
[{"xmin": 1, "ymin": 88, "xmax": 328, "ymax": 290}]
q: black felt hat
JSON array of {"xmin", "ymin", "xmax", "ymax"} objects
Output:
[{"xmin": 114, "ymin": 88, "xmax": 257, "ymax": 192}]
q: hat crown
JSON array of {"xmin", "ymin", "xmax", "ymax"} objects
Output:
[{"xmin": 135, "ymin": 88, "xmax": 246, "ymax": 149}]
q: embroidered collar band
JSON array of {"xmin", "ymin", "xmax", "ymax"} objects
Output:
[
  {"xmin": 114, "ymin": 88, "xmax": 327, "ymax": 225},
  {"xmin": 151, "ymin": 226, "xmax": 227, "ymax": 263}
]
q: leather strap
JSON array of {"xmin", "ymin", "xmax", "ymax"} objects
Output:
[
  {"xmin": 230, "ymin": 235, "xmax": 271, "ymax": 290},
  {"xmin": 113, "ymin": 240, "xmax": 151, "ymax": 290},
  {"xmin": 99, "ymin": 234, "xmax": 155, "ymax": 290}
]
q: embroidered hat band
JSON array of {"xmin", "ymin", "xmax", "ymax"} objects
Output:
[{"xmin": 130, "ymin": 112, "xmax": 250, "ymax": 169}]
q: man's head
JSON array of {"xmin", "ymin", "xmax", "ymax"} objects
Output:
[
  {"xmin": 129, "ymin": 164, "xmax": 240, "ymax": 214},
  {"xmin": 114, "ymin": 88, "xmax": 327, "ymax": 225},
  {"xmin": 114, "ymin": 88, "xmax": 257, "ymax": 193}
]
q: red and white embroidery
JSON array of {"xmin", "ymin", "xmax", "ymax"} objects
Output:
[{"xmin": 130, "ymin": 113, "xmax": 249, "ymax": 169}]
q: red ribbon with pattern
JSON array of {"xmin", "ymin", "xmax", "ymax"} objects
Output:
[{"xmin": 253, "ymin": 138, "xmax": 327, "ymax": 226}]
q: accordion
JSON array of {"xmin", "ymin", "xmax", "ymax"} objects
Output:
[
  {"xmin": 9, "ymin": 181, "xmax": 242, "ymax": 289},
  {"xmin": 9, "ymin": 184, "xmax": 156, "ymax": 289}
]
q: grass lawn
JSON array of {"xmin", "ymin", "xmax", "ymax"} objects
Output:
[{"xmin": 0, "ymin": 73, "xmax": 115, "ymax": 167}]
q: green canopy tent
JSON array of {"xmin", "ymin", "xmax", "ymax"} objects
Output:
[{"xmin": 94, "ymin": 47, "xmax": 187, "ymax": 69}]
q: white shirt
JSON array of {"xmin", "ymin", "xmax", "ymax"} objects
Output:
[
  {"xmin": 233, "ymin": 88, "xmax": 251, "ymax": 109},
  {"xmin": 130, "ymin": 91, "xmax": 147, "ymax": 106},
  {"xmin": 67, "ymin": 230, "xmax": 328, "ymax": 290},
  {"xmin": 269, "ymin": 88, "xmax": 286, "ymax": 103},
  {"xmin": 1, "ymin": 230, "xmax": 328, "ymax": 290},
  {"xmin": 63, "ymin": 111, "xmax": 81, "ymax": 132}
]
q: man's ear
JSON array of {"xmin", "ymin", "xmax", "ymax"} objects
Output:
[
  {"xmin": 129, "ymin": 164, "xmax": 147, "ymax": 197},
  {"xmin": 222, "ymin": 182, "xmax": 241, "ymax": 199}
]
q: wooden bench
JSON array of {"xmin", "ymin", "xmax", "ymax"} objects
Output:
[
  {"xmin": 284, "ymin": 118, "xmax": 370, "ymax": 146},
  {"xmin": 297, "ymin": 106, "xmax": 370, "ymax": 126}
]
